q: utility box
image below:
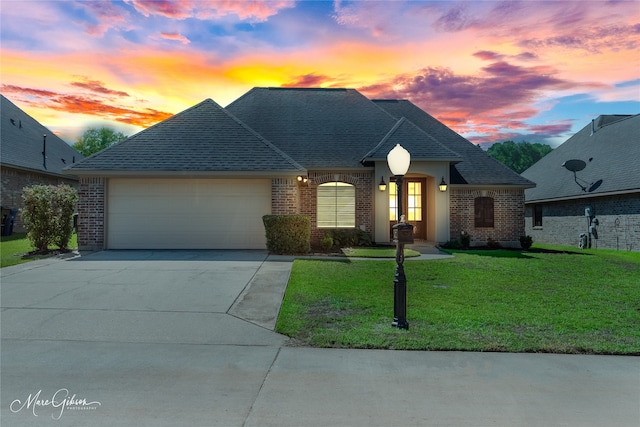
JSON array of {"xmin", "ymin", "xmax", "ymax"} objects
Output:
[
  {"xmin": 1, "ymin": 207, "xmax": 18, "ymax": 236},
  {"xmin": 393, "ymin": 222, "xmax": 414, "ymax": 244}
]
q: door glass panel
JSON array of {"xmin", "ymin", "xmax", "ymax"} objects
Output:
[
  {"xmin": 407, "ymin": 182, "xmax": 422, "ymax": 221},
  {"xmin": 389, "ymin": 180, "xmax": 397, "ymax": 221}
]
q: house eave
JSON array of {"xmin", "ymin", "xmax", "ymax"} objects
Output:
[
  {"xmin": 62, "ymin": 169, "xmax": 306, "ymax": 178},
  {"xmin": 451, "ymin": 183, "xmax": 536, "ymax": 190},
  {"xmin": 2, "ymin": 163, "xmax": 80, "ymax": 181},
  {"xmin": 525, "ymin": 188, "xmax": 640, "ymax": 204}
]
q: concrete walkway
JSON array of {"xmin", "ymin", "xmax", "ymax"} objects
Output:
[{"xmin": 1, "ymin": 251, "xmax": 638, "ymax": 426}]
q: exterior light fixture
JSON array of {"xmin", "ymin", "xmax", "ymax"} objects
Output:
[
  {"xmin": 378, "ymin": 176, "xmax": 387, "ymax": 192},
  {"xmin": 296, "ymin": 175, "xmax": 308, "ymax": 184},
  {"xmin": 386, "ymin": 144, "xmax": 412, "ymax": 330},
  {"xmin": 439, "ymin": 176, "xmax": 448, "ymax": 192}
]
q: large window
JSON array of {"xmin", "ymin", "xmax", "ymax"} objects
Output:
[
  {"xmin": 317, "ymin": 182, "xmax": 355, "ymax": 228},
  {"xmin": 474, "ymin": 197, "xmax": 494, "ymax": 228}
]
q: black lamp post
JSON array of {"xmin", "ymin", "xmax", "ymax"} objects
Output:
[{"xmin": 387, "ymin": 144, "xmax": 412, "ymax": 330}]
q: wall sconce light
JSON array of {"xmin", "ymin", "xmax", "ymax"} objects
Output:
[
  {"xmin": 297, "ymin": 175, "xmax": 308, "ymax": 184},
  {"xmin": 439, "ymin": 176, "xmax": 448, "ymax": 192},
  {"xmin": 378, "ymin": 176, "xmax": 387, "ymax": 192}
]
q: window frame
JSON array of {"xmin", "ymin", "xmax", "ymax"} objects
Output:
[
  {"xmin": 533, "ymin": 204, "xmax": 543, "ymax": 227},
  {"xmin": 317, "ymin": 181, "xmax": 356, "ymax": 228},
  {"xmin": 474, "ymin": 196, "xmax": 494, "ymax": 228}
]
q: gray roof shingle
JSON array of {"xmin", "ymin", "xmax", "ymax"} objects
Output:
[
  {"xmin": 66, "ymin": 98, "xmax": 305, "ymax": 174},
  {"xmin": 362, "ymin": 117, "xmax": 462, "ymax": 162},
  {"xmin": 1, "ymin": 95, "xmax": 84, "ymax": 177},
  {"xmin": 373, "ymin": 99, "xmax": 535, "ymax": 187},
  {"xmin": 522, "ymin": 114, "xmax": 640, "ymax": 202},
  {"xmin": 226, "ymin": 88, "xmax": 399, "ymax": 169}
]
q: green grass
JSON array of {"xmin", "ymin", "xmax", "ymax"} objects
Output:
[
  {"xmin": 276, "ymin": 245, "xmax": 640, "ymax": 354},
  {"xmin": 1, "ymin": 232, "xmax": 78, "ymax": 268},
  {"xmin": 343, "ymin": 247, "xmax": 421, "ymax": 258}
]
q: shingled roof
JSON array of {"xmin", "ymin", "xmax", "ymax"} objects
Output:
[
  {"xmin": 373, "ymin": 99, "xmax": 535, "ymax": 187},
  {"xmin": 226, "ymin": 88, "xmax": 399, "ymax": 169},
  {"xmin": 1, "ymin": 94, "xmax": 83, "ymax": 178},
  {"xmin": 522, "ymin": 114, "xmax": 640, "ymax": 202},
  {"xmin": 362, "ymin": 117, "xmax": 462, "ymax": 163},
  {"xmin": 66, "ymin": 98, "xmax": 304, "ymax": 175}
]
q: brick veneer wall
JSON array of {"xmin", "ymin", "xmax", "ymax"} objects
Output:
[
  {"xmin": 1, "ymin": 166, "xmax": 78, "ymax": 232},
  {"xmin": 301, "ymin": 171, "xmax": 374, "ymax": 246},
  {"xmin": 450, "ymin": 187, "xmax": 525, "ymax": 247},
  {"xmin": 525, "ymin": 193, "xmax": 640, "ymax": 251},
  {"xmin": 271, "ymin": 178, "xmax": 299, "ymax": 214},
  {"xmin": 77, "ymin": 177, "xmax": 106, "ymax": 250}
]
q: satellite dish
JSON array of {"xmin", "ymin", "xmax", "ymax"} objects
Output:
[
  {"xmin": 562, "ymin": 159, "xmax": 586, "ymax": 172},
  {"xmin": 588, "ymin": 179, "xmax": 603, "ymax": 193}
]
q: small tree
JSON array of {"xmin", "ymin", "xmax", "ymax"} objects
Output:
[
  {"xmin": 73, "ymin": 127, "xmax": 127, "ymax": 156},
  {"xmin": 21, "ymin": 184, "xmax": 78, "ymax": 252}
]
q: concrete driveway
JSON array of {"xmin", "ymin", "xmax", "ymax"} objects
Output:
[{"xmin": 1, "ymin": 251, "xmax": 638, "ymax": 426}]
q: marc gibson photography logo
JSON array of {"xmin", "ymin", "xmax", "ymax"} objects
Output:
[{"xmin": 10, "ymin": 388, "xmax": 101, "ymax": 420}]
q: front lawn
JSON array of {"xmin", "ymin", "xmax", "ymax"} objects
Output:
[
  {"xmin": 0, "ymin": 232, "xmax": 78, "ymax": 268},
  {"xmin": 276, "ymin": 246, "xmax": 640, "ymax": 354}
]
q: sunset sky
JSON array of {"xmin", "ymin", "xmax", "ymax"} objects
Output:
[{"xmin": 1, "ymin": 0, "xmax": 639, "ymax": 148}]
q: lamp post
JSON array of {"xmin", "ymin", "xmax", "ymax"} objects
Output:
[{"xmin": 387, "ymin": 144, "xmax": 412, "ymax": 330}]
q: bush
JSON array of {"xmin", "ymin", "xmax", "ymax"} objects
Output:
[
  {"xmin": 460, "ymin": 231, "xmax": 471, "ymax": 249},
  {"xmin": 21, "ymin": 184, "xmax": 78, "ymax": 252},
  {"xmin": 520, "ymin": 235, "xmax": 533, "ymax": 250},
  {"xmin": 441, "ymin": 239, "xmax": 462, "ymax": 249},
  {"xmin": 487, "ymin": 238, "xmax": 502, "ymax": 249},
  {"xmin": 327, "ymin": 228, "xmax": 372, "ymax": 247},
  {"xmin": 263, "ymin": 215, "xmax": 311, "ymax": 255},
  {"xmin": 320, "ymin": 233, "xmax": 334, "ymax": 252}
]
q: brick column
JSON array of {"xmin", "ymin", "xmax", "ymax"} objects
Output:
[{"xmin": 77, "ymin": 177, "xmax": 106, "ymax": 250}]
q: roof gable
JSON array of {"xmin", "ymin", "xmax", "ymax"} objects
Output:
[
  {"xmin": 1, "ymin": 95, "xmax": 84, "ymax": 177},
  {"xmin": 66, "ymin": 98, "xmax": 304, "ymax": 174},
  {"xmin": 362, "ymin": 117, "xmax": 462, "ymax": 163},
  {"xmin": 522, "ymin": 114, "xmax": 640, "ymax": 202},
  {"xmin": 373, "ymin": 99, "xmax": 534, "ymax": 187}
]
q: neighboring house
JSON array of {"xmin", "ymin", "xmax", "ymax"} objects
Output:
[
  {"xmin": 64, "ymin": 87, "xmax": 533, "ymax": 250},
  {"xmin": 1, "ymin": 95, "xmax": 84, "ymax": 233},
  {"xmin": 522, "ymin": 114, "xmax": 640, "ymax": 251}
]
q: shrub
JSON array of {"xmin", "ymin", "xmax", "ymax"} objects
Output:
[
  {"xmin": 262, "ymin": 215, "xmax": 311, "ymax": 255},
  {"xmin": 520, "ymin": 235, "xmax": 533, "ymax": 250},
  {"xmin": 487, "ymin": 238, "xmax": 502, "ymax": 249},
  {"xmin": 21, "ymin": 184, "xmax": 78, "ymax": 252},
  {"xmin": 327, "ymin": 228, "xmax": 372, "ymax": 247},
  {"xmin": 441, "ymin": 239, "xmax": 462, "ymax": 249},
  {"xmin": 320, "ymin": 233, "xmax": 334, "ymax": 252},
  {"xmin": 460, "ymin": 231, "xmax": 471, "ymax": 249}
]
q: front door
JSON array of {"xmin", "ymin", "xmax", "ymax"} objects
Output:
[{"xmin": 389, "ymin": 177, "xmax": 427, "ymax": 240}]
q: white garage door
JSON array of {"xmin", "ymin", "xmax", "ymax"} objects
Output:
[{"xmin": 107, "ymin": 178, "xmax": 271, "ymax": 249}]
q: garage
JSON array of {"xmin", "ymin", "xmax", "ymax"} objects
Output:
[{"xmin": 107, "ymin": 178, "xmax": 271, "ymax": 249}]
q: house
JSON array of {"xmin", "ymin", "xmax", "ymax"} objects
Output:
[
  {"xmin": 64, "ymin": 87, "xmax": 533, "ymax": 250},
  {"xmin": 522, "ymin": 114, "xmax": 640, "ymax": 251},
  {"xmin": 1, "ymin": 95, "xmax": 84, "ymax": 233}
]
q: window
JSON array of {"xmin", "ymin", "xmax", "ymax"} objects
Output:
[
  {"xmin": 407, "ymin": 181, "xmax": 422, "ymax": 221},
  {"xmin": 474, "ymin": 197, "xmax": 494, "ymax": 228},
  {"xmin": 389, "ymin": 179, "xmax": 397, "ymax": 221},
  {"xmin": 533, "ymin": 205, "xmax": 543, "ymax": 227},
  {"xmin": 317, "ymin": 182, "xmax": 355, "ymax": 228}
]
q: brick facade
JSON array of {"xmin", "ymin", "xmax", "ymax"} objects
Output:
[
  {"xmin": 525, "ymin": 193, "xmax": 640, "ymax": 251},
  {"xmin": 1, "ymin": 166, "xmax": 78, "ymax": 232},
  {"xmin": 450, "ymin": 187, "xmax": 526, "ymax": 247},
  {"xmin": 271, "ymin": 177, "xmax": 299, "ymax": 214},
  {"xmin": 301, "ymin": 171, "xmax": 374, "ymax": 246},
  {"xmin": 77, "ymin": 177, "xmax": 106, "ymax": 250}
]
